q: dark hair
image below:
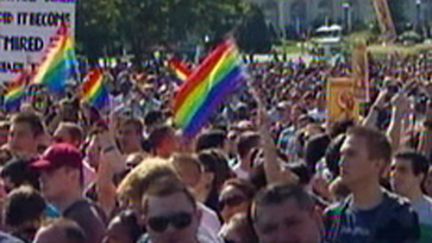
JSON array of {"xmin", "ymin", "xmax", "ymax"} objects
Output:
[
  {"xmin": 395, "ymin": 150, "xmax": 430, "ymax": 180},
  {"xmin": 304, "ymin": 134, "xmax": 331, "ymax": 173},
  {"xmin": 222, "ymin": 178, "xmax": 256, "ymax": 200},
  {"xmin": 328, "ymin": 119, "xmax": 355, "ymax": 138},
  {"xmin": 45, "ymin": 219, "xmax": 87, "ymax": 243},
  {"xmin": 11, "ymin": 112, "xmax": 45, "ymax": 137},
  {"xmin": 237, "ymin": 132, "xmax": 260, "ymax": 159},
  {"xmin": 286, "ymin": 161, "xmax": 312, "ymax": 186},
  {"xmin": 251, "ymin": 184, "xmax": 315, "ymax": 221},
  {"xmin": 142, "ymin": 176, "xmax": 197, "ymax": 214},
  {"xmin": 111, "ymin": 210, "xmax": 143, "ymax": 242},
  {"xmin": 144, "ymin": 111, "xmax": 164, "ymax": 128},
  {"xmin": 148, "ymin": 125, "xmax": 175, "ymax": 151},
  {"xmin": 0, "ymin": 158, "xmax": 40, "ymax": 190},
  {"xmin": 4, "ymin": 186, "xmax": 46, "ymax": 227},
  {"xmin": 195, "ymin": 130, "xmax": 226, "ymax": 152},
  {"xmin": 198, "ymin": 149, "xmax": 232, "ymax": 191},
  {"xmin": 325, "ymin": 134, "xmax": 346, "ymax": 177},
  {"xmin": 347, "ymin": 126, "xmax": 392, "ymax": 165}
]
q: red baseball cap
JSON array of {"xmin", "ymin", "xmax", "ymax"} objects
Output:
[{"xmin": 31, "ymin": 143, "xmax": 83, "ymax": 171}]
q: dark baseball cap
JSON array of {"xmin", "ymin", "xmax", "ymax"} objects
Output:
[{"xmin": 31, "ymin": 143, "xmax": 83, "ymax": 171}]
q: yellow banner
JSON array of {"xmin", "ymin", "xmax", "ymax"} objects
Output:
[
  {"xmin": 352, "ymin": 43, "xmax": 370, "ymax": 103},
  {"xmin": 327, "ymin": 77, "xmax": 360, "ymax": 123}
]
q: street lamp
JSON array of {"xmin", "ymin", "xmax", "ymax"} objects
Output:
[
  {"xmin": 342, "ymin": 2, "xmax": 352, "ymax": 33},
  {"xmin": 416, "ymin": 0, "xmax": 422, "ymax": 30}
]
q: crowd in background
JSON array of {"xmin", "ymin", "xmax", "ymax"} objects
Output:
[{"xmin": 0, "ymin": 50, "xmax": 429, "ymax": 243}]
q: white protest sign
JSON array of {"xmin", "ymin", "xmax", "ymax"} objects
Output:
[{"xmin": 0, "ymin": 0, "xmax": 76, "ymax": 83}]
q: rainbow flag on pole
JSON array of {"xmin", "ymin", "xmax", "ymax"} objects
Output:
[
  {"xmin": 81, "ymin": 69, "xmax": 109, "ymax": 109},
  {"xmin": 167, "ymin": 58, "xmax": 192, "ymax": 81},
  {"xmin": 173, "ymin": 39, "xmax": 246, "ymax": 137},
  {"xmin": 32, "ymin": 24, "xmax": 78, "ymax": 93}
]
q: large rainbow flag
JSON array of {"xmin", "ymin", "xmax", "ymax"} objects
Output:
[
  {"xmin": 31, "ymin": 25, "xmax": 78, "ymax": 93},
  {"xmin": 173, "ymin": 39, "xmax": 246, "ymax": 137},
  {"xmin": 81, "ymin": 69, "xmax": 109, "ymax": 109},
  {"xmin": 167, "ymin": 58, "xmax": 192, "ymax": 81}
]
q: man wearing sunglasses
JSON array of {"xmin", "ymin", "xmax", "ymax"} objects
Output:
[{"xmin": 139, "ymin": 177, "xmax": 210, "ymax": 243}]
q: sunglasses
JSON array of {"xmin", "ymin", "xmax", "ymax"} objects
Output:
[
  {"xmin": 147, "ymin": 212, "xmax": 193, "ymax": 233},
  {"xmin": 219, "ymin": 195, "xmax": 246, "ymax": 210}
]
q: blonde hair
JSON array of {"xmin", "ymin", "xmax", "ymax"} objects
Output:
[{"xmin": 117, "ymin": 157, "xmax": 178, "ymax": 206}]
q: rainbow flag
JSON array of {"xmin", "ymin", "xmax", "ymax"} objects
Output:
[
  {"xmin": 81, "ymin": 69, "xmax": 109, "ymax": 109},
  {"xmin": 167, "ymin": 58, "xmax": 192, "ymax": 81},
  {"xmin": 3, "ymin": 73, "xmax": 29, "ymax": 112},
  {"xmin": 32, "ymin": 25, "xmax": 78, "ymax": 93},
  {"xmin": 173, "ymin": 39, "xmax": 246, "ymax": 137}
]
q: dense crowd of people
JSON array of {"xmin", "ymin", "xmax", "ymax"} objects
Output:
[{"xmin": 0, "ymin": 50, "xmax": 430, "ymax": 243}]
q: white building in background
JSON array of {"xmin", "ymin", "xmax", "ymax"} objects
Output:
[{"xmin": 248, "ymin": 0, "xmax": 432, "ymax": 38}]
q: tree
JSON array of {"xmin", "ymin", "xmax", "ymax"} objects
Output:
[
  {"xmin": 387, "ymin": 0, "xmax": 407, "ymax": 32},
  {"xmin": 237, "ymin": 5, "xmax": 272, "ymax": 54}
]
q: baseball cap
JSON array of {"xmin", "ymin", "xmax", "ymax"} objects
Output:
[{"xmin": 31, "ymin": 143, "xmax": 82, "ymax": 171}]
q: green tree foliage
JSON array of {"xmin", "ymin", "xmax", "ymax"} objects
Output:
[
  {"xmin": 387, "ymin": 0, "xmax": 407, "ymax": 32},
  {"xmin": 237, "ymin": 6, "xmax": 272, "ymax": 53},
  {"xmin": 76, "ymin": 0, "xmax": 251, "ymax": 61}
]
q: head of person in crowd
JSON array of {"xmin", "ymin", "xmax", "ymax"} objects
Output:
[
  {"xmin": 59, "ymin": 99, "xmax": 80, "ymax": 123},
  {"xmin": 195, "ymin": 129, "xmax": 226, "ymax": 152},
  {"xmin": 236, "ymin": 132, "xmax": 260, "ymax": 172},
  {"xmin": 4, "ymin": 186, "xmax": 47, "ymax": 242},
  {"xmin": 327, "ymin": 119, "xmax": 355, "ymax": 139},
  {"xmin": 148, "ymin": 125, "xmax": 179, "ymax": 158},
  {"xmin": 304, "ymin": 134, "xmax": 330, "ymax": 173},
  {"xmin": 0, "ymin": 157, "xmax": 40, "ymax": 193},
  {"xmin": 141, "ymin": 176, "xmax": 202, "ymax": 243},
  {"xmin": 117, "ymin": 157, "xmax": 178, "ymax": 210},
  {"xmin": 0, "ymin": 121, "xmax": 10, "ymax": 146},
  {"xmin": 117, "ymin": 117, "xmax": 144, "ymax": 154},
  {"xmin": 8, "ymin": 112, "xmax": 45, "ymax": 158},
  {"xmin": 219, "ymin": 178, "xmax": 256, "ymax": 223},
  {"xmin": 33, "ymin": 218, "xmax": 87, "ymax": 243},
  {"xmin": 125, "ymin": 152, "xmax": 148, "ymax": 170},
  {"xmin": 53, "ymin": 122, "xmax": 84, "ymax": 149},
  {"xmin": 219, "ymin": 213, "xmax": 258, "ymax": 243},
  {"xmin": 144, "ymin": 111, "xmax": 165, "ymax": 133},
  {"xmin": 390, "ymin": 150, "xmax": 430, "ymax": 200},
  {"xmin": 290, "ymin": 104, "xmax": 307, "ymax": 128},
  {"xmin": 103, "ymin": 210, "xmax": 143, "ymax": 243},
  {"xmin": 251, "ymin": 184, "xmax": 322, "ymax": 243},
  {"xmin": 339, "ymin": 126, "xmax": 392, "ymax": 192},
  {"xmin": 30, "ymin": 143, "xmax": 83, "ymax": 211},
  {"xmin": 197, "ymin": 149, "xmax": 232, "ymax": 209},
  {"xmin": 170, "ymin": 153, "xmax": 208, "ymax": 203}
]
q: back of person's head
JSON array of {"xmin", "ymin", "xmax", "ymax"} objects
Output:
[
  {"xmin": 347, "ymin": 126, "xmax": 392, "ymax": 165},
  {"xmin": 251, "ymin": 183, "xmax": 315, "ymax": 221},
  {"xmin": 395, "ymin": 150, "xmax": 430, "ymax": 182},
  {"xmin": 4, "ymin": 185, "xmax": 46, "ymax": 228},
  {"xmin": 11, "ymin": 112, "xmax": 45, "ymax": 137},
  {"xmin": 148, "ymin": 125, "xmax": 174, "ymax": 152},
  {"xmin": 237, "ymin": 132, "xmax": 260, "ymax": 159},
  {"xmin": 117, "ymin": 157, "xmax": 178, "ymax": 207},
  {"xmin": 198, "ymin": 149, "xmax": 232, "ymax": 191},
  {"xmin": 304, "ymin": 134, "xmax": 331, "ymax": 173},
  {"xmin": 222, "ymin": 178, "xmax": 256, "ymax": 201},
  {"xmin": 328, "ymin": 119, "xmax": 355, "ymax": 138},
  {"xmin": 286, "ymin": 161, "xmax": 313, "ymax": 186},
  {"xmin": 109, "ymin": 210, "xmax": 143, "ymax": 243},
  {"xmin": 195, "ymin": 130, "xmax": 226, "ymax": 152},
  {"xmin": 119, "ymin": 117, "xmax": 144, "ymax": 135},
  {"xmin": 144, "ymin": 111, "xmax": 164, "ymax": 129},
  {"xmin": 325, "ymin": 134, "xmax": 346, "ymax": 177},
  {"xmin": 57, "ymin": 122, "xmax": 84, "ymax": 145},
  {"xmin": 220, "ymin": 213, "xmax": 258, "ymax": 243},
  {"xmin": 0, "ymin": 158, "xmax": 40, "ymax": 191},
  {"xmin": 34, "ymin": 218, "xmax": 87, "ymax": 243},
  {"xmin": 170, "ymin": 153, "xmax": 203, "ymax": 187}
]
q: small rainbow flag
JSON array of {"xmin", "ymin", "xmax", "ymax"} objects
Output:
[
  {"xmin": 81, "ymin": 69, "xmax": 109, "ymax": 109},
  {"xmin": 4, "ymin": 73, "xmax": 29, "ymax": 112},
  {"xmin": 173, "ymin": 39, "xmax": 246, "ymax": 137},
  {"xmin": 32, "ymin": 24, "xmax": 78, "ymax": 93},
  {"xmin": 167, "ymin": 58, "xmax": 192, "ymax": 81}
]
